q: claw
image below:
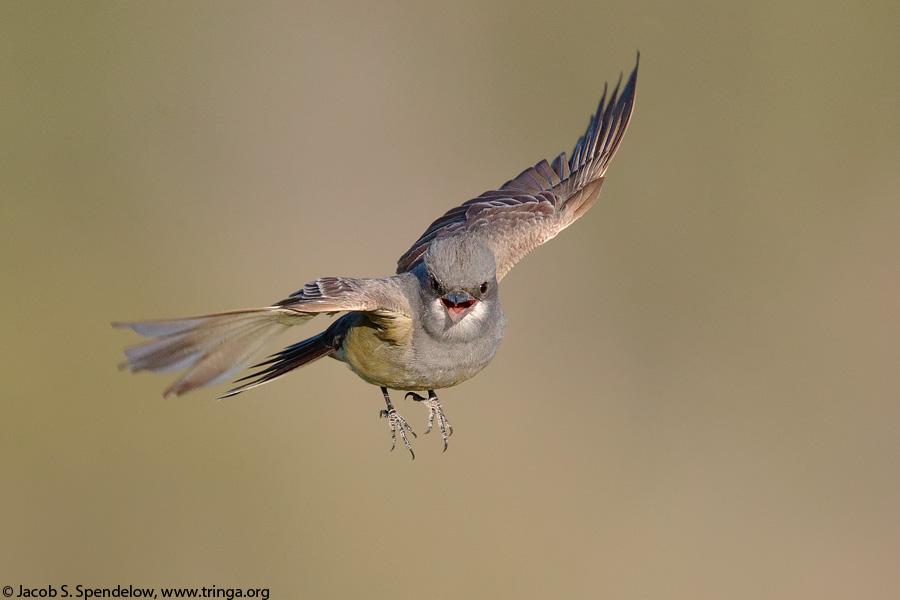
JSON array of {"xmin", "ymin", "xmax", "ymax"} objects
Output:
[
  {"xmin": 380, "ymin": 387, "xmax": 416, "ymax": 459},
  {"xmin": 406, "ymin": 390, "xmax": 453, "ymax": 451}
]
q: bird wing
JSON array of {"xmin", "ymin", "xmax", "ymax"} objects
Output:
[
  {"xmin": 216, "ymin": 276, "xmax": 413, "ymax": 398},
  {"xmin": 275, "ymin": 276, "xmax": 412, "ymax": 323},
  {"xmin": 396, "ymin": 55, "xmax": 638, "ymax": 280},
  {"xmin": 113, "ymin": 276, "xmax": 411, "ymax": 398}
]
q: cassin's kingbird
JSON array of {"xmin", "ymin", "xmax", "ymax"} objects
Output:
[{"xmin": 116, "ymin": 56, "xmax": 639, "ymax": 458}]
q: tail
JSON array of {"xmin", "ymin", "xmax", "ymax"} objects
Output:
[
  {"xmin": 217, "ymin": 329, "xmax": 338, "ymax": 399},
  {"xmin": 114, "ymin": 307, "xmax": 330, "ymax": 398}
]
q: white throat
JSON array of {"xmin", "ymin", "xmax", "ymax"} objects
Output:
[{"xmin": 432, "ymin": 297, "xmax": 490, "ymax": 342}]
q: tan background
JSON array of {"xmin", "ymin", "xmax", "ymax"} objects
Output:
[{"xmin": 3, "ymin": 1, "xmax": 899, "ymax": 598}]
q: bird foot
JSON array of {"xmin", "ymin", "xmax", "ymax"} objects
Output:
[
  {"xmin": 406, "ymin": 391, "xmax": 453, "ymax": 451},
  {"xmin": 379, "ymin": 400, "xmax": 416, "ymax": 459}
]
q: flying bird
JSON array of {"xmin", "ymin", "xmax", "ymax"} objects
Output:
[{"xmin": 115, "ymin": 56, "xmax": 639, "ymax": 458}]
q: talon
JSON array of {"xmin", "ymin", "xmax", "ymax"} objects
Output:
[
  {"xmin": 407, "ymin": 390, "xmax": 453, "ymax": 451},
  {"xmin": 381, "ymin": 387, "xmax": 416, "ymax": 459}
]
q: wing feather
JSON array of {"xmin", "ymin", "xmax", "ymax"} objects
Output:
[
  {"xmin": 397, "ymin": 54, "xmax": 638, "ymax": 280},
  {"xmin": 274, "ymin": 276, "xmax": 411, "ymax": 323}
]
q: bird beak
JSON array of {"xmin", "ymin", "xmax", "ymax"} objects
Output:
[{"xmin": 441, "ymin": 290, "xmax": 477, "ymax": 324}]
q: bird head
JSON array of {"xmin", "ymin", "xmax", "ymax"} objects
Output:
[{"xmin": 419, "ymin": 236, "xmax": 499, "ymax": 334}]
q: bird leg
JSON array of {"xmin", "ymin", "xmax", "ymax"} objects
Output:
[
  {"xmin": 379, "ymin": 387, "xmax": 416, "ymax": 459},
  {"xmin": 405, "ymin": 390, "xmax": 453, "ymax": 451}
]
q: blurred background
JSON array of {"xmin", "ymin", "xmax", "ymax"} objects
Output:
[{"xmin": 2, "ymin": 1, "xmax": 899, "ymax": 598}]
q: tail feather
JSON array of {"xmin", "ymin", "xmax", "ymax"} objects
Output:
[
  {"xmin": 114, "ymin": 308, "xmax": 315, "ymax": 398},
  {"xmin": 217, "ymin": 331, "xmax": 336, "ymax": 399}
]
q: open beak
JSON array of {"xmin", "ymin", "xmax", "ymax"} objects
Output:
[{"xmin": 441, "ymin": 290, "xmax": 478, "ymax": 324}]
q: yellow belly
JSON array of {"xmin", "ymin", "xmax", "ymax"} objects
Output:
[{"xmin": 338, "ymin": 313, "xmax": 418, "ymax": 388}]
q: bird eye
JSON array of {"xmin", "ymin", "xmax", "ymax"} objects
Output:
[
  {"xmin": 431, "ymin": 277, "xmax": 440, "ymax": 291},
  {"xmin": 480, "ymin": 282, "xmax": 488, "ymax": 294}
]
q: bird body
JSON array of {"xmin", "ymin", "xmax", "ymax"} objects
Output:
[
  {"xmin": 116, "ymin": 57, "xmax": 639, "ymax": 456},
  {"xmin": 335, "ymin": 276, "xmax": 505, "ymax": 391}
]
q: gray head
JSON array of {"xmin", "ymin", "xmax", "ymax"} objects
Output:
[
  {"xmin": 415, "ymin": 235, "xmax": 500, "ymax": 336},
  {"xmin": 424, "ymin": 235, "xmax": 496, "ymax": 291}
]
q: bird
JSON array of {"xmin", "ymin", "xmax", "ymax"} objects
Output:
[{"xmin": 115, "ymin": 56, "xmax": 639, "ymax": 458}]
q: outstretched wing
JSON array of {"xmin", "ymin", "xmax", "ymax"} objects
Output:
[
  {"xmin": 218, "ymin": 276, "xmax": 413, "ymax": 398},
  {"xmin": 274, "ymin": 276, "xmax": 411, "ymax": 318},
  {"xmin": 397, "ymin": 55, "xmax": 638, "ymax": 280},
  {"xmin": 115, "ymin": 276, "xmax": 410, "ymax": 398}
]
